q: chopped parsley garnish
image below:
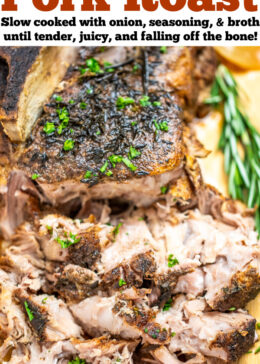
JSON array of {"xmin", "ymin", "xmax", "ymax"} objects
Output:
[
  {"xmin": 81, "ymin": 58, "xmax": 102, "ymax": 74},
  {"xmin": 80, "ymin": 102, "xmax": 87, "ymax": 110},
  {"xmin": 24, "ymin": 301, "xmax": 34, "ymax": 321},
  {"xmin": 154, "ymin": 120, "xmax": 169, "ymax": 132},
  {"xmin": 168, "ymin": 254, "xmax": 179, "ymax": 268},
  {"xmin": 100, "ymin": 161, "xmax": 108, "ymax": 173},
  {"xmin": 256, "ymin": 322, "xmax": 260, "ymax": 329},
  {"xmin": 104, "ymin": 61, "xmax": 115, "ymax": 73},
  {"xmin": 171, "ymin": 331, "xmax": 176, "ymax": 337},
  {"xmin": 228, "ymin": 307, "xmax": 236, "ymax": 311},
  {"xmin": 131, "ymin": 121, "xmax": 137, "ymax": 127},
  {"xmin": 109, "ymin": 155, "xmax": 123, "ymax": 167},
  {"xmin": 86, "ymin": 87, "xmax": 93, "ymax": 95},
  {"xmin": 84, "ymin": 171, "xmax": 93, "ymax": 179},
  {"xmin": 247, "ymin": 350, "xmax": 253, "ymax": 354},
  {"xmin": 144, "ymin": 328, "xmax": 148, "ymax": 333},
  {"xmin": 118, "ymin": 278, "xmax": 127, "ymax": 287},
  {"xmin": 122, "ymin": 157, "xmax": 137, "ymax": 172},
  {"xmin": 42, "ymin": 297, "xmax": 48, "ymax": 304},
  {"xmin": 159, "ymin": 121, "xmax": 169, "ymax": 131},
  {"xmin": 63, "ymin": 139, "xmax": 75, "ymax": 151},
  {"xmin": 43, "ymin": 122, "xmax": 55, "ymax": 135},
  {"xmin": 116, "ymin": 96, "xmax": 135, "ymax": 110},
  {"xmin": 138, "ymin": 217, "xmax": 144, "ymax": 221},
  {"xmin": 140, "ymin": 95, "xmax": 151, "ymax": 107},
  {"xmin": 160, "ymin": 186, "xmax": 168, "ymax": 195},
  {"xmin": 106, "ymin": 170, "xmax": 113, "ymax": 177},
  {"xmin": 96, "ymin": 130, "xmax": 101, "ymax": 135},
  {"xmin": 113, "ymin": 222, "xmax": 123, "ymax": 237},
  {"xmin": 69, "ymin": 99, "xmax": 75, "ymax": 104},
  {"xmin": 31, "ymin": 173, "xmax": 40, "ymax": 180},
  {"xmin": 46, "ymin": 225, "xmax": 53, "ymax": 234},
  {"xmin": 53, "ymin": 94, "xmax": 63, "ymax": 102},
  {"xmin": 55, "ymin": 232, "xmax": 81, "ymax": 249},
  {"xmin": 163, "ymin": 298, "xmax": 173, "ymax": 311},
  {"xmin": 68, "ymin": 357, "xmax": 86, "ymax": 364},
  {"xmin": 153, "ymin": 101, "xmax": 161, "ymax": 107},
  {"xmin": 129, "ymin": 146, "xmax": 141, "ymax": 160},
  {"xmin": 116, "ymin": 359, "xmax": 121, "ymax": 363},
  {"xmin": 57, "ymin": 107, "xmax": 69, "ymax": 134},
  {"xmin": 160, "ymin": 46, "xmax": 167, "ymax": 54},
  {"xmin": 255, "ymin": 346, "xmax": 260, "ymax": 354},
  {"xmin": 132, "ymin": 64, "xmax": 141, "ymax": 72}
]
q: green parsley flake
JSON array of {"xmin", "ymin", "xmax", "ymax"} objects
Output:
[
  {"xmin": 84, "ymin": 171, "xmax": 92, "ymax": 179},
  {"xmin": 42, "ymin": 297, "xmax": 48, "ymax": 304},
  {"xmin": 163, "ymin": 298, "xmax": 172, "ymax": 311},
  {"xmin": 68, "ymin": 357, "xmax": 86, "ymax": 364},
  {"xmin": 140, "ymin": 95, "xmax": 151, "ymax": 107},
  {"xmin": 53, "ymin": 94, "xmax": 63, "ymax": 102},
  {"xmin": 256, "ymin": 322, "xmax": 260, "ymax": 330},
  {"xmin": 116, "ymin": 96, "xmax": 135, "ymax": 110},
  {"xmin": 255, "ymin": 346, "xmax": 260, "ymax": 354},
  {"xmin": 153, "ymin": 120, "xmax": 169, "ymax": 132},
  {"xmin": 159, "ymin": 121, "xmax": 169, "ymax": 131},
  {"xmin": 86, "ymin": 87, "xmax": 93, "ymax": 95},
  {"xmin": 31, "ymin": 174, "xmax": 40, "ymax": 180},
  {"xmin": 24, "ymin": 301, "xmax": 34, "ymax": 321},
  {"xmin": 247, "ymin": 351, "xmax": 253, "ymax": 354},
  {"xmin": 109, "ymin": 155, "xmax": 123, "ymax": 167},
  {"xmin": 116, "ymin": 359, "xmax": 121, "ymax": 363},
  {"xmin": 132, "ymin": 64, "xmax": 141, "ymax": 72},
  {"xmin": 84, "ymin": 58, "xmax": 102, "ymax": 74},
  {"xmin": 106, "ymin": 170, "xmax": 113, "ymax": 177},
  {"xmin": 168, "ymin": 254, "xmax": 179, "ymax": 268},
  {"xmin": 144, "ymin": 328, "xmax": 148, "ymax": 333},
  {"xmin": 131, "ymin": 121, "xmax": 137, "ymax": 127},
  {"xmin": 160, "ymin": 46, "xmax": 167, "ymax": 54},
  {"xmin": 43, "ymin": 122, "xmax": 55, "ymax": 135},
  {"xmin": 160, "ymin": 186, "xmax": 168, "ymax": 194},
  {"xmin": 229, "ymin": 307, "xmax": 236, "ymax": 311},
  {"xmin": 104, "ymin": 61, "xmax": 115, "ymax": 73},
  {"xmin": 56, "ymin": 232, "xmax": 81, "ymax": 249},
  {"xmin": 100, "ymin": 161, "xmax": 108, "ymax": 173},
  {"xmin": 122, "ymin": 157, "xmax": 137, "ymax": 172},
  {"xmin": 113, "ymin": 222, "xmax": 123, "ymax": 237},
  {"xmin": 153, "ymin": 101, "xmax": 161, "ymax": 107},
  {"xmin": 118, "ymin": 278, "xmax": 127, "ymax": 287},
  {"xmin": 63, "ymin": 139, "xmax": 75, "ymax": 151},
  {"xmin": 46, "ymin": 225, "xmax": 53, "ymax": 234},
  {"xmin": 69, "ymin": 99, "xmax": 75, "ymax": 104},
  {"xmin": 80, "ymin": 102, "xmax": 87, "ymax": 110},
  {"xmin": 129, "ymin": 146, "xmax": 141, "ymax": 160},
  {"xmin": 96, "ymin": 130, "xmax": 101, "ymax": 135},
  {"xmin": 57, "ymin": 107, "xmax": 69, "ymax": 134},
  {"xmin": 171, "ymin": 331, "xmax": 176, "ymax": 337}
]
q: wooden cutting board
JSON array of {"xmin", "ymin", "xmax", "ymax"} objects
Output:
[{"xmin": 194, "ymin": 70, "xmax": 260, "ymax": 364}]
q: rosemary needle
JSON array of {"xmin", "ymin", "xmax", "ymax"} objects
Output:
[{"xmin": 205, "ymin": 64, "xmax": 260, "ymax": 236}]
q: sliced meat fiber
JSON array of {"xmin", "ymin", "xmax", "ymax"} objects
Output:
[
  {"xmin": 1, "ymin": 340, "xmax": 77, "ymax": 364},
  {"xmin": 155, "ymin": 296, "xmax": 256, "ymax": 363},
  {"xmin": 70, "ymin": 294, "xmax": 170, "ymax": 345},
  {"xmin": 73, "ymin": 336, "xmax": 139, "ymax": 364},
  {"xmin": 15, "ymin": 291, "xmax": 82, "ymax": 342}
]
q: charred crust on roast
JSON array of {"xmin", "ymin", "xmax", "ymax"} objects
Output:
[
  {"xmin": 102, "ymin": 252, "xmax": 156, "ymax": 291},
  {"xmin": 0, "ymin": 47, "xmax": 41, "ymax": 117},
  {"xmin": 67, "ymin": 227, "xmax": 101, "ymax": 269},
  {"xmin": 55, "ymin": 264, "xmax": 99, "ymax": 303},
  {"xmin": 113, "ymin": 299, "xmax": 170, "ymax": 344},
  {"xmin": 211, "ymin": 317, "xmax": 256, "ymax": 362},
  {"xmin": 209, "ymin": 265, "xmax": 260, "ymax": 311},
  {"xmin": 16, "ymin": 293, "xmax": 48, "ymax": 340}
]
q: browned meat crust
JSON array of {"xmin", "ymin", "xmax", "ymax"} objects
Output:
[
  {"xmin": 0, "ymin": 47, "xmax": 77, "ymax": 141},
  {"xmin": 209, "ymin": 264, "xmax": 260, "ymax": 311},
  {"xmin": 212, "ymin": 316, "xmax": 256, "ymax": 362}
]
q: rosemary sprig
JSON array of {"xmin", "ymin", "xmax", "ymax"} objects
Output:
[{"xmin": 205, "ymin": 65, "xmax": 260, "ymax": 236}]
